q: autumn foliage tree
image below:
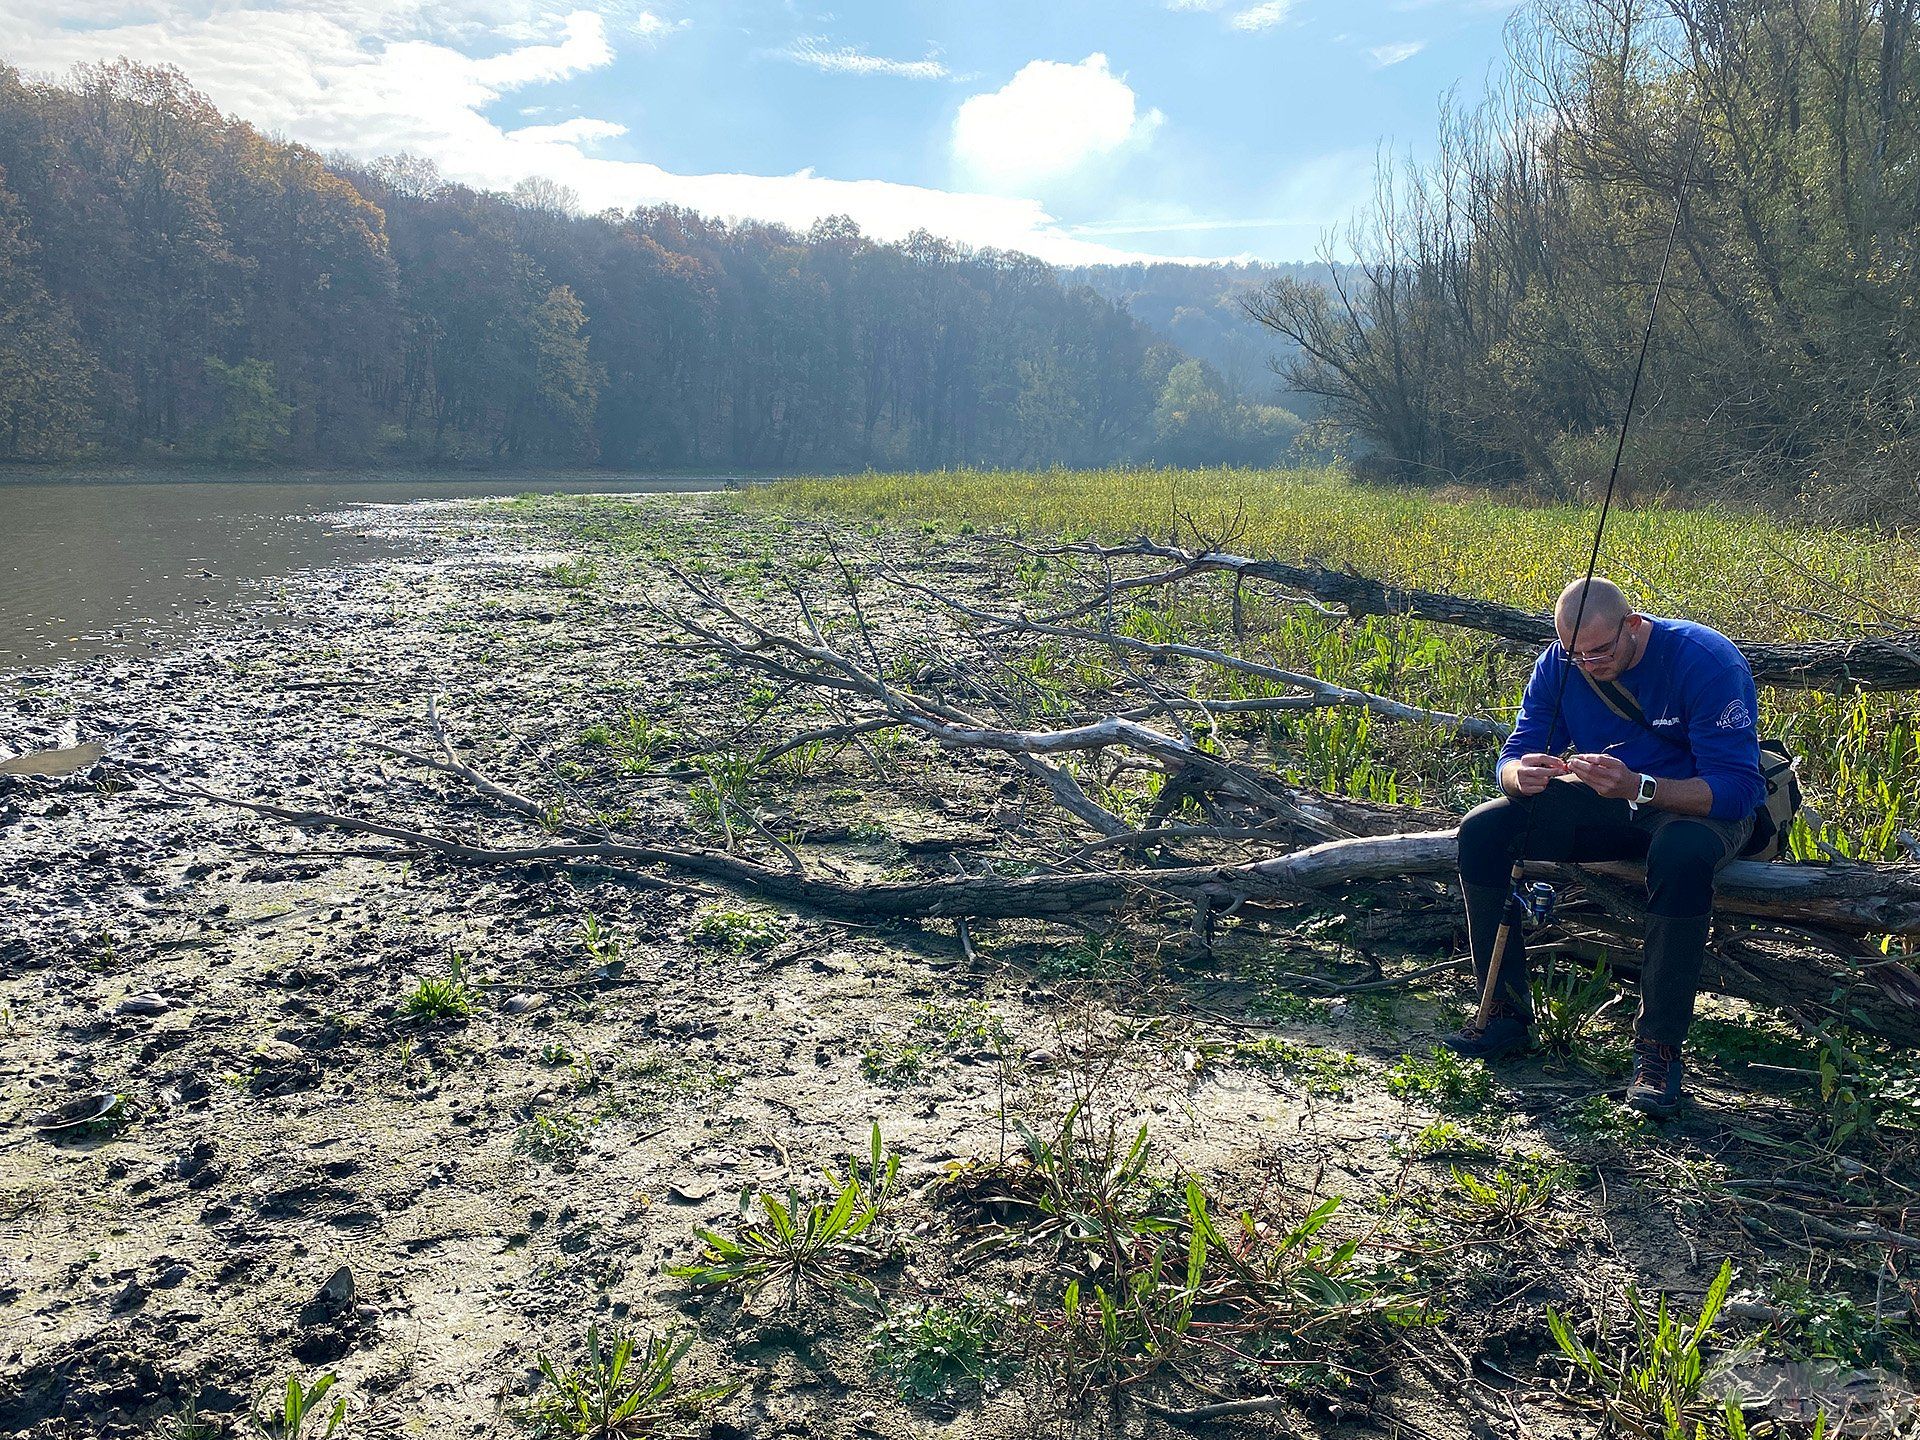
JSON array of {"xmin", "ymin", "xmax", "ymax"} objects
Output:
[{"xmin": 0, "ymin": 59, "xmax": 1219, "ymax": 472}]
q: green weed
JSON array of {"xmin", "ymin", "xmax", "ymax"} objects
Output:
[
  {"xmin": 1816, "ymin": 1033, "xmax": 1920, "ymax": 1150},
  {"xmin": 669, "ymin": 1172, "xmax": 885, "ymax": 1314},
  {"xmin": 1547, "ymin": 1258, "xmax": 1754, "ymax": 1440},
  {"xmin": 515, "ymin": 1114, "xmax": 592, "ymax": 1170},
  {"xmin": 1231, "ymin": 1037, "xmax": 1361, "ymax": 1098},
  {"xmin": 962, "ymin": 1104, "xmax": 1183, "ymax": 1275},
  {"xmin": 1387, "ymin": 1048, "xmax": 1494, "ymax": 1114},
  {"xmin": 517, "ymin": 1324, "xmax": 736, "ymax": 1438},
  {"xmin": 400, "ymin": 954, "xmax": 476, "ymax": 1023},
  {"xmin": 862, "ymin": 1001, "xmax": 1010, "ymax": 1086},
  {"xmin": 545, "ymin": 558, "xmax": 601, "ymax": 589},
  {"xmin": 1767, "ymin": 1276, "xmax": 1920, "ymax": 1371},
  {"xmin": 155, "ymin": 1398, "xmax": 222, "ymax": 1440},
  {"xmin": 686, "ymin": 752, "xmax": 760, "ymax": 842},
  {"xmin": 580, "ymin": 913, "xmax": 622, "ymax": 968},
  {"xmin": 1441, "ymin": 1160, "xmax": 1571, "ymax": 1241},
  {"xmin": 1688, "ymin": 1014, "xmax": 1815, "ymax": 1069},
  {"xmin": 1400, "ymin": 1119, "xmax": 1496, "ymax": 1161},
  {"xmin": 870, "ymin": 1297, "xmax": 1016, "ymax": 1402},
  {"xmin": 248, "ymin": 1372, "xmax": 345, "ymax": 1440},
  {"xmin": 688, "ymin": 907, "xmax": 785, "ymax": 955},
  {"xmin": 1531, "ymin": 955, "xmax": 1625, "ymax": 1064},
  {"xmin": 1563, "ymin": 1093, "xmax": 1655, "ymax": 1145}
]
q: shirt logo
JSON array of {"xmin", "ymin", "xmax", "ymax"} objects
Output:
[
  {"xmin": 1651, "ymin": 716, "xmax": 1680, "ymax": 727},
  {"xmin": 1717, "ymin": 700, "xmax": 1753, "ymax": 730}
]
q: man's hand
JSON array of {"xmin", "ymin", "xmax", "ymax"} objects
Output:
[
  {"xmin": 1504, "ymin": 752, "xmax": 1570, "ymax": 796},
  {"xmin": 1567, "ymin": 752, "xmax": 1639, "ymax": 800}
]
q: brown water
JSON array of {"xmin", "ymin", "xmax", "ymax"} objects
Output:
[{"xmin": 0, "ymin": 471, "xmax": 728, "ymax": 673}]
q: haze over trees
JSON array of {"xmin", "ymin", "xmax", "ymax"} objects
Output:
[
  {"xmin": 0, "ymin": 60, "xmax": 1302, "ymax": 472},
  {"xmin": 1248, "ymin": 0, "xmax": 1920, "ymax": 517},
  {"xmin": 1065, "ymin": 260, "xmax": 1332, "ymax": 405}
]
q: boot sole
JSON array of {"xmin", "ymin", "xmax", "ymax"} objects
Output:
[{"xmin": 1626, "ymin": 1092, "xmax": 1682, "ymax": 1120}]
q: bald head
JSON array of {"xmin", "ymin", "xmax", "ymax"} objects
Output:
[{"xmin": 1555, "ymin": 577, "xmax": 1632, "ymax": 634}]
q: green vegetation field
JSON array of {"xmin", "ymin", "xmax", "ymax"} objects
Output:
[{"xmin": 747, "ymin": 465, "xmax": 1920, "ymax": 859}]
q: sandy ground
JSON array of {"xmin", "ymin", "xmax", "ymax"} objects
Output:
[{"xmin": 1, "ymin": 493, "xmax": 1912, "ymax": 1440}]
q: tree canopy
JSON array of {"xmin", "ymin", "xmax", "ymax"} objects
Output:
[
  {"xmin": 1248, "ymin": 0, "xmax": 1920, "ymax": 517},
  {"xmin": 0, "ymin": 59, "xmax": 1299, "ymax": 471}
]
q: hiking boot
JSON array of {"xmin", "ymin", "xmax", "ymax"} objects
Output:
[
  {"xmin": 1626, "ymin": 1037, "xmax": 1685, "ymax": 1118},
  {"xmin": 1441, "ymin": 1009, "xmax": 1531, "ymax": 1060}
]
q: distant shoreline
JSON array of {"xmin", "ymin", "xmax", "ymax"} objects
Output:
[{"xmin": 0, "ymin": 463, "xmax": 767, "ymax": 488}]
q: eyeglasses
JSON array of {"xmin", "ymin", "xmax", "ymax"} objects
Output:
[{"xmin": 1567, "ymin": 617, "xmax": 1628, "ymax": 667}]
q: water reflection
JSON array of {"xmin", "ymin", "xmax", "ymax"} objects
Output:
[{"xmin": 0, "ymin": 472, "xmax": 727, "ymax": 673}]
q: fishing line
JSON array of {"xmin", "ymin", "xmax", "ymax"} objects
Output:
[{"xmin": 1473, "ymin": 112, "xmax": 1708, "ymax": 1029}]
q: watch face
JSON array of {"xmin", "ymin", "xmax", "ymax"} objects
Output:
[{"xmin": 1638, "ymin": 774, "xmax": 1657, "ymax": 802}]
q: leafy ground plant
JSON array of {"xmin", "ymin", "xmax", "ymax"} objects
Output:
[
  {"xmin": 250, "ymin": 1372, "xmax": 344, "ymax": 1440},
  {"xmin": 980, "ymin": 1103, "xmax": 1184, "ymax": 1273},
  {"xmin": 688, "ymin": 907, "xmax": 785, "ymax": 955},
  {"xmin": 1440, "ymin": 1159, "xmax": 1572, "ymax": 1242},
  {"xmin": 400, "ymin": 953, "xmax": 476, "ymax": 1023},
  {"xmin": 1387, "ymin": 1047, "xmax": 1494, "ymax": 1114},
  {"xmin": 517, "ymin": 1324, "xmax": 736, "ymax": 1439},
  {"xmin": 1548, "ymin": 1258, "xmax": 1753, "ymax": 1439},
  {"xmin": 1232, "ymin": 1037, "xmax": 1361, "ymax": 1098},
  {"xmin": 515, "ymin": 1113, "xmax": 592, "ymax": 1170},
  {"xmin": 870, "ymin": 1296, "xmax": 1017, "ymax": 1402},
  {"xmin": 1531, "ymin": 954, "xmax": 1624, "ymax": 1063},
  {"xmin": 669, "ymin": 1172, "xmax": 885, "ymax": 1313}
]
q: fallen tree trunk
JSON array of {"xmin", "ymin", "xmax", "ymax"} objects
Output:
[
  {"xmin": 181, "ymin": 776, "xmax": 1920, "ymax": 1045},
  {"xmin": 1050, "ymin": 539, "xmax": 1920, "ymax": 692}
]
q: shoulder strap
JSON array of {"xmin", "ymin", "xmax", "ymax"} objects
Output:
[{"xmin": 1577, "ymin": 665, "xmax": 1659, "ymax": 737}]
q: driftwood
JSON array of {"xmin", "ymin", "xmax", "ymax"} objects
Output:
[
  {"xmin": 1035, "ymin": 538, "xmax": 1920, "ymax": 692},
  {"xmin": 167, "ymin": 535, "xmax": 1920, "ymax": 1047},
  {"xmin": 177, "ymin": 778, "xmax": 1920, "ymax": 1046}
]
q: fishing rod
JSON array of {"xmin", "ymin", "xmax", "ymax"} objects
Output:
[{"xmin": 1472, "ymin": 113, "xmax": 1708, "ymax": 1032}]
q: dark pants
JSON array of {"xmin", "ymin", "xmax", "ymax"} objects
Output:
[{"xmin": 1457, "ymin": 779, "xmax": 1752, "ymax": 1047}]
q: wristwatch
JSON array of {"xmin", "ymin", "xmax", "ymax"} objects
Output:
[{"xmin": 1632, "ymin": 773, "xmax": 1658, "ymax": 809}]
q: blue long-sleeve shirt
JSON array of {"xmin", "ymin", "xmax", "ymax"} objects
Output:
[{"xmin": 1499, "ymin": 616, "xmax": 1766, "ymax": 822}]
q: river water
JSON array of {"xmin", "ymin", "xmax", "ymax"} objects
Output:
[{"xmin": 0, "ymin": 472, "xmax": 727, "ymax": 674}]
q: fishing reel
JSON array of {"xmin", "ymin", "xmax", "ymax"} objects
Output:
[{"xmin": 1513, "ymin": 881, "xmax": 1557, "ymax": 929}]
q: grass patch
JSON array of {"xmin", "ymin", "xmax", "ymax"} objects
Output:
[
  {"xmin": 862, "ymin": 1000, "xmax": 1012, "ymax": 1086},
  {"xmin": 1386, "ymin": 1047, "xmax": 1495, "ymax": 1114},
  {"xmin": 729, "ymin": 466, "xmax": 1920, "ymax": 856},
  {"xmin": 1231, "ymin": 1037, "xmax": 1361, "ymax": 1098},
  {"xmin": 688, "ymin": 907, "xmax": 785, "ymax": 955}
]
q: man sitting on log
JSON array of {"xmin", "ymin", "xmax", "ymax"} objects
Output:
[{"xmin": 1444, "ymin": 577, "xmax": 1766, "ymax": 1117}]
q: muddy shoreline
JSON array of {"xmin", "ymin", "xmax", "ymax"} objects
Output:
[{"xmin": 1, "ymin": 493, "xmax": 1911, "ymax": 1439}]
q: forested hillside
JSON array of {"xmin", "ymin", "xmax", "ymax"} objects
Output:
[
  {"xmin": 1247, "ymin": 0, "xmax": 1920, "ymax": 517},
  {"xmin": 1065, "ymin": 260, "xmax": 1331, "ymax": 404},
  {"xmin": 0, "ymin": 60, "xmax": 1299, "ymax": 471}
]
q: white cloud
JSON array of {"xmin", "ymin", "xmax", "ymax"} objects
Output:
[
  {"xmin": 1162, "ymin": 0, "xmax": 1226, "ymax": 9},
  {"xmin": 507, "ymin": 116, "xmax": 628, "ymax": 145},
  {"xmin": 783, "ymin": 37, "xmax": 949, "ymax": 80},
  {"xmin": 466, "ymin": 10, "xmax": 611, "ymax": 86},
  {"xmin": 1229, "ymin": 1, "xmax": 1296, "ymax": 31},
  {"xmin": 0, "ymin": 2, "xmax": 1182, "ymax": 264},
  {"xmin": 1368, "ymin": 39, "xmax": 1427, "ymax": 67},
  {"xmin": 952, "ymin": 54, "xmax": 1163, "ymax": 192}
]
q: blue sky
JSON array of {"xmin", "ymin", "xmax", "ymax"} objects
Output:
[{"xmin": 3, "ymin": 0, "xmax": 1520, "ymax": 263}]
